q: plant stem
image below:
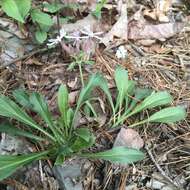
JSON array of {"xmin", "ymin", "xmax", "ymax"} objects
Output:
[
  {"xmin": 78, "ymin": 63, "xmax": 84, "ymax": 87},
  {"xmin": 127, "ymin": 119, "xmax": 148, "ymax": 128},
  {"xmin": 111, "ymin": 112, "xmax": 132, "ymax": 128},
  {"xmin": 28, "ymin": 122, "xmax": 56, "ymax": 142}
]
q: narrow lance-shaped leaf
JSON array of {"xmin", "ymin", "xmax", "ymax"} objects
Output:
[
  {"xmin": 128, "ymin": 106, "xmax": 186, "ymax": 128},
  {"xmin": 130, "ymin": 91, "xmax": 172, "ymax": 116},
  {"xmin": 66, "ymin": 108, "xmax": 74, "ymax": 128},
  {"xmin": 124, "ymin": 80, "xmax": 136, "ymax": 112},
  {"xmin": 58, "ymin": 85, "xmax": 69, "ymax": 124},
  {"xmin": 0, "ymin": 151, "xmax": 49, "ymax": 181},
  {"xmin": 97, "ymin": 75, "xmax": 114, "ymax": 113},
  {"xmin": 30, "ymin": 92, "xmax": 58, "ymax": 139},
  {"xmin": 148, "ymin": 106, "xmax": 186, "ymax": 123},
  {"xmin": 81, "ymin": 146, "xmax": 144, "ymax": 164},
  {"xmin": 114, "ymin": 67, "xmax": 129, "ymax": 111},
  {"xmin": 73, "ymin": 73, "xmax": 114, "ymax": 126},
  {"xmin": 13, "ymin": 89, "xmax": 32, "ymax": 109},
  {"xmin": 0, "ymin": 123, "xmax": 45, "ymax": 141},
  {"xmin": 0, "ymin": 95, "xmax": 54, "ymax": 141},
  {"xmin": 85, "ymin": 100, "xmax": 97, "ymax": 117},
  {"xmin": 125, "ymin": 88, "xmax": 152, "ymax": 115}
]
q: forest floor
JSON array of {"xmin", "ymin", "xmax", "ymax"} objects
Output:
[{"xmin": 0, "ymin": 0, "xmax": 190, "ymax": 189}]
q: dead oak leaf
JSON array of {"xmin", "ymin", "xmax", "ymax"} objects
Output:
[{"xmin": 101, "ymin": 4, "xmax": 128, "ymax": 46}]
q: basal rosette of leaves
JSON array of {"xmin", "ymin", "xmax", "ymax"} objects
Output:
[{"xmin": 0, "ymin": 67, "xmax": 186, "ymax": 180}]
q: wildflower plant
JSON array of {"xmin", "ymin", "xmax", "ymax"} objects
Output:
[
  {"xmin": 0, "ymin": 68, "xmax": 146, "ymax": 180},
  {"xmin": 0, "ymin": 67, "xmax": 186, "ymax": 180}
]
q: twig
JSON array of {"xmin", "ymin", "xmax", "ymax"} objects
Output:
[
  {"xmin": 0, "ymin": 46, "xmax": 53, "ymax": 69},
  {"xmin": 145, "ymin": 143, "xmax": 181, "ymax": 189},
  {"xmin": 39, "ymin": 160, "xmax": 44, "ymax": 182}
]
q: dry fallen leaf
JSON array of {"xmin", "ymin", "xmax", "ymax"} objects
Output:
[
  {"xmin": 81, "ymin": 38, "xmax": 96, "ymax": 59},
  {"xmin": 61, "ymin": 14, "xmax": 100, "ymax": 33},
  {"xmin": 67, "ymin": 77, "xmax": 78, "ymax": 89},
  {"xmin": 101, "ymin": 4, "xmax": 128, "ymax": 46},
  {"xmin": 128, "ymin": 22, "xmax": 184, "ymax": 41},
  {"xmin": 113, "ymin": 127, "xmax": 144, "ymax": 149},
  {"xmin": 69, "ymin": 90, "xmax": 79, "ymax": 105}
]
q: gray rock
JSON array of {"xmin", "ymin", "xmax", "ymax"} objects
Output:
[
  {"xmin": 53, "ymin": 158, "xmax": 91, "ymax": 190},
  {"xmin": 0, "ymin": 134, "xmax": 31, "ymax": 155}
]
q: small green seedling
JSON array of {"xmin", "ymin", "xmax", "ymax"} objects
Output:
[
  {"xmin": 68, "ymin": 52, "xmax": 94, "ymax": 87},
  {"xmin": 0, "ymin": 71, "xmax": 144, "ymax": 181},
  {"xmin": 92, "ymin": 0, "xmax": 107, "ymax": 19}
]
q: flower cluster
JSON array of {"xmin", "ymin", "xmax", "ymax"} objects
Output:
[{"xmin": 47, "ymin": 27, "xmax": 103, "ymax": 46}]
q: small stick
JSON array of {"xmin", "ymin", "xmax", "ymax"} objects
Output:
[
  {"xmin": 145, "ymin": 144, "xmax": 180, "ymax": 189},
  {"xmin": 0, "ymin": 46, "xmax": 53, "ymax": 69}
]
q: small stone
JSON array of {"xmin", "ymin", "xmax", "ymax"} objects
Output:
[
  {"xmin": 53, "ymin": 158, "xmax": 87, "ymax": 190},
  {"xmin": 125, "ymin": 184, "xmax": 137, "ymax": 190},
  {"xmin": 146, "ymin": 178, "xmax": 165, "ymax": 189}
]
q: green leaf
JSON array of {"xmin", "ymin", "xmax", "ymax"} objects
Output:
[
  {"xmin": 125, "ymin": 88, "xmax": 152, "ymax": 115},
  {"xmin": 30, "ymin": 92, "xmax": 53, "ymax": 127},
  {"xmin": 67, "ymin": 61, "xmax": 77, "ymax": 71},
  {"xmin": 66, "ymin": 108, "xmax": 74, "ymax": 127},
  {"xmin": 13, "ymin": 89, "xmax": 32, "ymax": 109},
  {"xmin": 58, "ymin": 85, "xmax": 69, "ymax": 119},
  {"xmin": 16, "ymin": 0, "xmax": 31, "ymax": 18},
  {"xmin": 0, "ymin": 123, "xmax": 45, "ymax": 141},
  {"xmin": 35, "ymin": 30, "xmax": 47, "ymax": 43},
  {"xmin": 29, "ymin": 92, "xmax": 58, "ymax": 139},
  {"xmin": 62, "ymin": 3, "xmax": 79, "ymax": 10},
  {"xmin": 148, "ymin": 106, "xmax": 186, "ymax": 123},
  {"xmin": 1, "ymin": 0, "xmax": 25, "ymax": 23},
  {"xmin": 43, "ymin": 2, "xmax": 63, "ymax": 13},
  {"xmin": 92, "ymin": 0, "xmax": 107, "ymax": 19},
  {"xmin": 114, "ymin": 67, "xmax": 129, "ymax": 111},
  {"xmin": 71, "ymin": 134, "xmax": 95, "ymax": 152},
  {"xmin": 0, "ymin": 151, "xmax": 48, "ymax": 180},
  {"xmin": 55, "ymin": 154, "xmax": 65, "ymax": 165},
  {"xmin": 131, "ymin": 91, "xmax": 172, "ymax": 116},
  {"xmin": 75, "ymin": 128, "xmax": 91, "ymax": 142},
  {"xmin": 81, "ymin": 146, "xmax": 144, "ymax": 164},
  {"xmin": 31, "ymin": 9, "xmax": 53, "ymax": 26},
  {"xmin": 73, "ymin": 73, "xmax": 114, "ymax": 125},
  {"xmin": 84, "ymin": 100, "xmax": 97, "ymax": 117},
  {"xmin": 0, "ymin": 95, "xmax": 54, "ymax": 140}
]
